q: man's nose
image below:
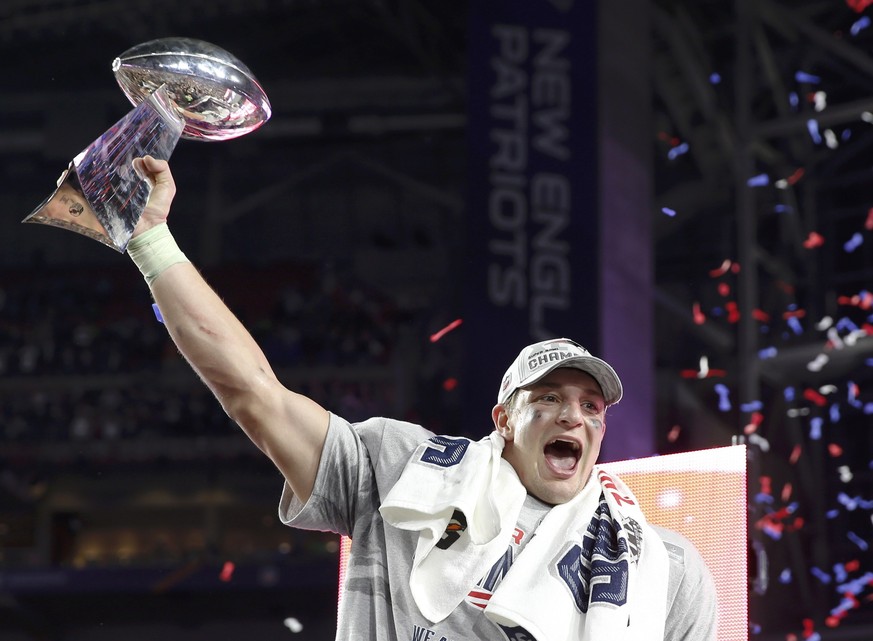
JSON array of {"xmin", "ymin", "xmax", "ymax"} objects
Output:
[{"xmin": 558, "ymin": 402, "xmax": 584, "ymax": 426}]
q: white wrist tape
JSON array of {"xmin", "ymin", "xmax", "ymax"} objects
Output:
[{"xmin": 127, "ymin": 223, "xmax": 189, "ymax": 286}]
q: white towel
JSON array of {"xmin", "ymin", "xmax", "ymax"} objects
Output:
[
  {"xmin": 381, "ymin": 434, "xmax": 669, "ymax": 640},
  {"xmin": 485, "ymin": 468, "xmax": 669, "ymax": 641},
  {"xmin": 380, "ymin": 432, "xmax": 527, "ymax": 622}
]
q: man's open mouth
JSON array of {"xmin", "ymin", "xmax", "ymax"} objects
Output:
[{"xmin": 543, "ymin": 438, "xmax": 580, "ymax": 476}]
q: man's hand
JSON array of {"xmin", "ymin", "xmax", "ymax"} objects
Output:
[{"xmin": 132, "ymin": 155, "xmax": 176, "ymax": 237}]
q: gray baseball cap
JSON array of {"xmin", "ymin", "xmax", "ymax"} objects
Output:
[{"xmin": 497, "ymin": 338, "xmax": 623, "ymax": 406}]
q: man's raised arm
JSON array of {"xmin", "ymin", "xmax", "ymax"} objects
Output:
[{"xmin": 128, "ymin": 155, "xmax": 329, "ymax": 502}]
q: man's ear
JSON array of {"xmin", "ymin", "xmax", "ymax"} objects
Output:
[{"xmin": 492, "ymin": 404, "xmax": 514, "ymax": 441}]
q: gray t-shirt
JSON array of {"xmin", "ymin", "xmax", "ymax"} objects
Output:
[{"xmin": 280, "ymin": 414, "xmax": 717, "ymax": 641}]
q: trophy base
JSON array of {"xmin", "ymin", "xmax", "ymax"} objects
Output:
[
  {"xmin": 23, "ymin": 166, "xmax": 120, "ymax": 251},
  {"xmin": 22, "ymin": 84, "xmax": 184, "ymax": 253}
]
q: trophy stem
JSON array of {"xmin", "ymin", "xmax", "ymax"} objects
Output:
[{"xmin": 23, "ymin": 84, "xmax": 184, "ymax": 252}]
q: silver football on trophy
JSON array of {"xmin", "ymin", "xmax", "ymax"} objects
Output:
[
  {"xmin": 112, "ymin": 37, "xmax": 272, "ymax": 141},
  {"xmin": 23, "ymin": 38, "xmax": 272, "ymax": 252}
]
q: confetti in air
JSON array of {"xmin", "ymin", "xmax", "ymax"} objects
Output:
[
  {"xmin": 843, "ymin": 233, "xmax": 863, "ymax": 253},
  {"xmin": 667, "ymin": 142, "xmax": 690, "ymax": 160},
  {"xmin": 850, "ymin": 15, "xmax": 871, "ymax": 34},
  {"xmin": 219, "ymin": 561, "xmax": 235, "ymax": 582},
  {"xmin": 747, "ymin": 174, "xmax": 770, "ymax": 187},
  {"xmin": 429, "ymin": 318, "xmax": 463, "ymax": 343},
  {"xmin": 795, "ymin": 71, "xmax": 822, "ymax": 84}
]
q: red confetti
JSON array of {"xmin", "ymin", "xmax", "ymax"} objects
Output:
[
  {"xmin": 752, "ymin": 309, "xmax": 771, "ymax": 322},
  {"xmin": 786, "ymin": 168, "xmax": 805, "ymax": 185},
  {"xmin": 847, "ymin": 0, "xmax": 873, "ymax": 14},
  {"xmin": 726, "ymin": 301, "xmax": 740, "ymax": 323},
  {"xmin": 442, "ymin": 377, "xmax": 458, "ymax": 391},
  {"xmin": 667, "ymin": 424, "xmax": 681, "ymax": 443},
  {"xmin": 803, "ymin": 232, "xmax": 825, "ymax": 249},
  {"xmin": 219, "ymin": 561, "xmax": 235, "ymax": 582},
  {"xmin": 802, "ymin": 388, "xmax": 828, "ymax": 406},
  {"xmin": 692, "ymin": 302, "xmax": 706, "ymax": 325},
  {"xmin": 744, "ymin": 411, "xmax": 764, "ymax": 434},
  {"xmin": 838, "ymin": 292, "xmax": 873, "ymax": 309},
  {"xmin": 790, "ymin": 444, "xmax": 802, "ymax": 464},
  {"xmin": 781, "ymin": 483, "xmax": 793, "ymax": 502},
  {"xmin": 866, "ymin": 207, "xmax": 873, "ymax": 230},
  {"xmin": 828, "ymin": 443, "xmax": 844, "ymax": 457},
  {"xmin": 430, "ymin": 318, "xmax": 463, "ymax": 343},
  {"xmin": 802, "ymin": 618, "xmax": 815, "ymax": 638},
  {"xmin": 718, "ymin": 282, "xmax": 730, "ymax": 297},
  {"xmin": 679, "ymin": 367, "xmax": 727, "ymax": 379},
  {"xmin": 783, "ymin": 309, "xmax": 806, "ymax": 319},
  {"xmin": 708, "ymin": 259, "xmax": 733, "ymax": 277}
]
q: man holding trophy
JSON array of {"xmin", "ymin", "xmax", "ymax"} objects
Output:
[
  {"xmin": 26, "ymin": 38, "xmax": 717, "ymax": 641},
  {"xmin": 123, "ymin": 155, "xmax": 716, "ymax": 640}
]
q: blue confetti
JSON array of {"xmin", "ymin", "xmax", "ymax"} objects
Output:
[
  {"xmin": 838, "ymin": 572, "xmax": 873, "ymax": 595},
  {"xmin": 758, "ymin": 347, "xmax": 778, "ymax": 359},
  {"xmin": 810, "ymin": 567, "xmax": 831, "ymax": 584},
  {"xmin": 841, "ymin": 128, "xmax": 852, "ymax": 141},
  {"xmin": 844, "ymin": 232, "xmax": 863, "ymax": 252},
  {"xmin": 835, "ymin": 317, "xmax": 859, "ymax": 332},
  {"xmin": 779, "ymin": 568, "xmax": 792, "ymax": 584},
  {"xmin": 789, "ymin": 92, "xmax": 799, "ymax": 108},
  {"xmin": 847, "ymin": 531, "xmax": 869, "ymax": 551},
  {"xmin": 865, "ymin": 402, "xmax": 873, "ymax": 415},
  {"xmin": 784, "ymin": 386, "xmax": 795, "ymax": 402},
  {"xmin": 795, "ymin": 71, "xmax": 822, "ymax": 84},
  {"xmin": 740, "ymin": 400, "xmax": 763, "ymax": 412},
  {"xmin": 826, "ymin": 509, "xmax": 840, "ymax": 519},
  {"xmin": 755, "ymin": 492, "xmax": 775, "ymax": 505},
  {"xmin": 830, "ymin": 403, "xmax": 840, "ymax": 423},
  {"xmin": 747, "ymin": 174, "xmax": 770, "ymax": 187},
  {"xmin": 851, "ymin": 15, "xmax": 871, "ymax": 36},
  {"xmin": 807, "ymin": 119, "xmax": 822, "ymax": 144},
  {"xmin": 661, "ymin": 207, "xmax": 677, "ymax": 217},
  {"xmin": 838, "ymin": 492, "xmax": 858, "ymax": 510},
  {"xmin": 152, "ymin": 303, "xmax": 164, "ymax": 324},
  {"xmin": 709, "ymin": 72, "xmax": 721, "ymax": 84},
  {"xmin": 848, "ymin": 382, "xmax": 862, "ymax": 408},
  {"xmin": 834, "ymin": 563, "xmax": 849, "ymax": 583},
  {"xmin": 773, "ymin": 204, "xmax": 793, "ymax": 214},
  {"xmin": 787, "ymin": 316, "xmax": 803, "ymax": 335},
  {"xmin": 714, "ymin": 384, "xmax": 732, "ymax": 411},
  {"xmin": 667, "ymin": 142, "xmax": 689, "ymax": 160},
  {"xmin": 810, "ymin": 416, "xmax": 823, "ymax": 440}
]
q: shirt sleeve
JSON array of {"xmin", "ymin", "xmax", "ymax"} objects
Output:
[
  {"xmin": 656, "ymin": 526, "xmax": 718, "ymax": 641},
  {"xmin": 278, "ymin": 412, "xmax": 436, "ymax": 537}
]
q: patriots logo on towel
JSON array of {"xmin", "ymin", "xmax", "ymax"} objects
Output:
[
  {"xmin": 621, "ymin": 515, "xmax": 643, "ymax": 564},
  {"xmin": 554, "ymin": 496, "xmax": 631, "ymax": 612},
  {"xmin": 436, "ymin": 509, "xmax": 468, "ymax": 550}
]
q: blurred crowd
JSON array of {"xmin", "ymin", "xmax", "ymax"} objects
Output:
[{"xmin": 0, "ymin": 261, "xmax": 403, "ymax": 451}]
